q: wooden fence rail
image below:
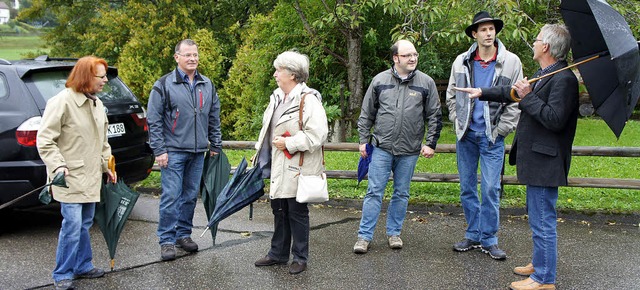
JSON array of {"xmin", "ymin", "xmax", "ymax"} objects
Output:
[{"xmin": 153, "ymin": 141, "xmax": 640, "ymax": 190}]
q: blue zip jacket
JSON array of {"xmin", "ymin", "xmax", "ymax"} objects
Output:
[{"xmin": 147, "ymin": 68, "xmax": 222, "ymax": 156}]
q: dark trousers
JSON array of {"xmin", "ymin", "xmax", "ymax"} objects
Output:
[{"xmin": 268, "ymin": 198, "xmax": 309, "ymax": 264}]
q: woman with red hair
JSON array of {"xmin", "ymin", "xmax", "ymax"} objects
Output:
[{"xmin": 37, "ymin": 56, "xmax": 117, "ymax": 290}]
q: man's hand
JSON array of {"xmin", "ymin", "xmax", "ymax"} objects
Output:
[
  {"xmin": 512, "ymin": 78, "xmax": 532, "ymax": 99},
  {"xmin": 453, "ymin": 87, "xmax": 482, "ymax": 99},
  {"xmin": 210, "ymin": 151, "xmax": 218, "ymax": 157},
  {"xmin": 156, "ymin": 153, "xmax": 168, "ymax": 168},
  {"xmin": 359, "ymin": 143, "xmax": 368, "ymax": 158},
  {"xmin": 421, "ymin": 145, "xmax": 435, "ymax": 158}
]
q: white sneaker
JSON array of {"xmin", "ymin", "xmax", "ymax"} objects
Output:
[
  {"xmin": 353, "ymin": 238, "xmax": 370, "ymax": 254},
  {"xmin": 388, "ymin": 235, "xmax": 403, "ymax": 249}
]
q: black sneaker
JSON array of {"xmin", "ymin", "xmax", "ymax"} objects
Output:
[
  {"xmin": 161, "ymin": 244, "xmax": 176, "ymax": 261},
  {"xmin": 74, "ymin": 268, "xmax": 105, "ymax": 279},
  {"xmin": 481, "ymin": 244, "xmax": 507, "ymax": 260},
  {"xmin": 453, "ymin": 239, "xmax": 481, "ymax": 252},
  {"xmin": 176, "ymin": 237, "xmax": 198, "ymax": 252}
]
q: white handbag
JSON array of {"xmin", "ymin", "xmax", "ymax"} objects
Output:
[
  {"xmin": 296, "ymin": 173, "xmax": 329, "ymax": 203},
  {"xmin": 294, "ymin": 93, "xmax": 328, "ymax": 203}
]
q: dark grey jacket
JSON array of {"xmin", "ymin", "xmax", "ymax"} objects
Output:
[
  {"xmin": 147, "ymin": 68, "xmax": 222, "ymax": 156},
  {"xmin": 481, "ymin": 62, "xmax": 579, "ymax": 187},
  {"xmin": 358, "ymin": 68, "xmax": 442, "ymax": 155}
]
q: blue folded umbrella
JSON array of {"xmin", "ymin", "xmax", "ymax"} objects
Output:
[{"xmin": 357, "ymin": 143, "xmax": 373, "ymax": 186}]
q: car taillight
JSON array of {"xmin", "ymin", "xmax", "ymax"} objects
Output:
[
  {"xmin": 16, "ymin": 116, "xmax": 42, "ymax": 147},
  {"xmin": 131, "ymin": 107, "xmax": 148, "ymax": 132}
]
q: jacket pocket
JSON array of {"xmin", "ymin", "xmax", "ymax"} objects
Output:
[
  {"xmin": 66, "ymin": 159, "xmax": 87, "ymax": 192},
  {"xmin": 531, "ymin": 142, "xmax": 557, "ymax": 157}
]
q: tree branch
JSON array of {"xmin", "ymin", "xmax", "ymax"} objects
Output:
[{"xmin": 293, "ymin": 0, "xmax": 348, "ymax": 65}]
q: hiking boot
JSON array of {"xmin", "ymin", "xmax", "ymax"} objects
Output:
[
  {"xmin": 254, "ymin": 255, "xmax": 287, "ymax": 267},
  {"xmin": 453, "ymin": 238, "xmax": 481, "ymax": 252},
  {"xmin": 74, "ymin": 268, "xmax": 105, "ymax": 279},
  {"xmin": 176, "ymin": 237, "xmax": 198, "ymax": 253},
  {"xmin": 353, "ymin": 238, "xmax": 370, "ymax": 254},
  {"xmin": 54, "ymin": 279, "xmax": 74, "ymax": 290},
  {"xmin": 509, "ymin": 277, "xmax": 556, "ymax": 290},
  {"xmin": 388, "ymin": 235, "xmax": 403, "ymax": 249},
  {"xmin": 161, "ymin": 244, "xmax": 176, "ymax": 261},
  {"xmin": 289, "ymin": 261, "xmax": 307, "ymax": 274},
  {"xmin": 514, "ymin": 263, "xmax": 535, "ymax": 276},
  {"xmin": 481, "ymin": 244, "xmax": 507, "ymax": 260}
]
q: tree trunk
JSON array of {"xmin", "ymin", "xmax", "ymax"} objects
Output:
[{"xmin": 337, "ymin": 30, "xmax": 363, "ymax": 142}]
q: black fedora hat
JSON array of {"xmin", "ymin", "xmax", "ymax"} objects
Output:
[{"xmin": 465, "ymin": 11, "xmax": 504, "ymax": 38}]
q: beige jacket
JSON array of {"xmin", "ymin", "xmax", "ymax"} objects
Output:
[
  {"xmin": 255, "ymin": 83, "xmax": 328, "ymax": 199},
  {"xmin": 37, "ymin": 88, "xmax": 111, "ymax": 203}
]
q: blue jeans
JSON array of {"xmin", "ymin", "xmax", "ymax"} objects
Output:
[
  {"xmin": 52, "ymin": 202, "xmax": 96, "ymax": 282},
  {"xmin": 527, "ymin": 185, "xmax": 558, "ymax": 284},
  {"xmin": 358, "ymin": 146, "xmax": 419, "ymax": 241},
  {"xmin": 456, "ymin": 131, "xmax": 505, "ymax": 247},
  {"xmin": 157, "ymin": 151, "xmax": 205, "ymax": 245}
]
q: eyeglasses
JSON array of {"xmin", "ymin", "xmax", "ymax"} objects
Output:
[
  {"xmin": 94, "ymin": 74, "xmax": 107, "ymax": 79},
  {"xmin": 397, "ymin": 53, "xmax": 419, "ymax": 59},
  {"xmin": 177, "ymin": 53, "xmax": 199, "ymax": 59}
]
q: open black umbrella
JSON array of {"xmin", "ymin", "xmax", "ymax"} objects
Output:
[
  {"xmin": 560, "ymin": 0, "xmax": 640, "ymax": 138},
  {"xmin": 200, "ymin": 151, "xmax": 231, "ymax": 242},
  {"xmin": 201, "ymin": 157, "xmax": 264, "ymax": 239}
]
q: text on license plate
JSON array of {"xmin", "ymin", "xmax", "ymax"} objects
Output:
[{"xmin": 107, "ymin": 123, "xmax": 126, "ymax": 138}]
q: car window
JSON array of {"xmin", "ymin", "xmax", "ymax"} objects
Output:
[
  {"xmin": 0, "ymin": 73, "xmax": 8, "ymax": 100},
  {"xmin": 26, "ymin": 71, "xmax": 138, "ymax": 103}
]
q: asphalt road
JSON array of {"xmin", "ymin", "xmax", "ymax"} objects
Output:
[{"xmin": 1, "ymin": 194, "xmax": 639, "ymax": 290}]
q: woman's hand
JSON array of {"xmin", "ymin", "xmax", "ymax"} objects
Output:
[
  {"xmin": 272, "ymin": 136, "xmax": 287, "ymax": 151},
  {"xmin": 106, "ymin": 170, "xmax": 117, "ymax": 183}
]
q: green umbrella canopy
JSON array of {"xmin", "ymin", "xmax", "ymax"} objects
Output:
[
  {"xmin": 200, "ymin": 151, "xmax": 231, "ymax": 242},
  {"xmin": 94, "ymin": 179, "xmax": 140, "ymax": 270}
]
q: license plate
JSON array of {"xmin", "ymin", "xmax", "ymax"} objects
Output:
[{"xmin": 107, "ymin": 123, "xmax": 126, "ymax": 138}]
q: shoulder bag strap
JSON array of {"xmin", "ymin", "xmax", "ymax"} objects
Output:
[{"xmin": 297, "ymin": 93, "xmax": 326, "ymax": 167}]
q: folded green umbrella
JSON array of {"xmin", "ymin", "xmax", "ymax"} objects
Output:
[
  {"xmin": 38, "ymin": 171, "xmax": 68, "ymax": 205},
  {"xmin": 94, "ymin": 179, "xmax": 140, "ymax": 270},
  {"xmin": 0, "ymin": 171, "xmax": 67, "ymax": 210},
  {"xmin": 200, "ymin": 151, "xmax": 231, "ymax": 243}
]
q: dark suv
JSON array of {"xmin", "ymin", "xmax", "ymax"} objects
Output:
[{"xmin": 0, "ymin": 55, "xmax": 154, "ymax": 209}]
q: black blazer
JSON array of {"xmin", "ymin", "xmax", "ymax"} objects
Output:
[{"xmin": 481, "ymin": 62, "xmax": 579, "ymax": 187}]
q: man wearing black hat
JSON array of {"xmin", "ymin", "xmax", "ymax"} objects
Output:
[{"xmin": 446, "ymin": 11, "xmax": 523, "ymax": 260}]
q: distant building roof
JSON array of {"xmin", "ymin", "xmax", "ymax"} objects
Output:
[{"xmin": 0, "ymin": 2, "xmax": 9, "ymax": 9}]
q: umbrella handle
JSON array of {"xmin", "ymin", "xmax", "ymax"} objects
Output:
[{"xmin": 509, "ymin": 54, "xmax": 600, "ymax": 102}]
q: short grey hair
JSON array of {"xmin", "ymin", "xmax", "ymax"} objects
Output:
[
  {"xmin": 175, "ymin": 39, "xmax": 198, "ymax": 54},
  {"xmin": 273, "ymin": 51, "xmax": 309, "ymax": 83},
  {"xmin": 540, "ymin": 24, "xmax": 571, "ymax": 61}
]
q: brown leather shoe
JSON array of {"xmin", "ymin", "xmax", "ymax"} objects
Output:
[
  {"xmin": 514, "ymin": 263, "xmax": 534, "ymax": 276},
  {"xmin": 509, "ymin": 277, "xmax": 556, "ymax": 290},
  {"xmin": 254, "ymin": 255, "xmax": 287, "ymax": 267},
  {"xmin": 289, "ymin": 262, "xmax": 307, "ymax": 274}
]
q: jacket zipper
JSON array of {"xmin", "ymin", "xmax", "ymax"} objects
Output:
[{"xmin": 171, "ymin": 108, "xmax": 180, "ymax": 134}]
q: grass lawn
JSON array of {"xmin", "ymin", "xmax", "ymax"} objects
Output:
[
  {"xmin": 0, "ymin": 35, "xmax": 48, "ymax": 60},
  {"xmin": 135, "ymin": 118, "xmax": 640, "ymax": 214}
]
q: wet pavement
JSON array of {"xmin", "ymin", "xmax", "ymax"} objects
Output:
[{"xmin": 1, "ymin": 193, "xmax": 639, "ymax": 290}]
